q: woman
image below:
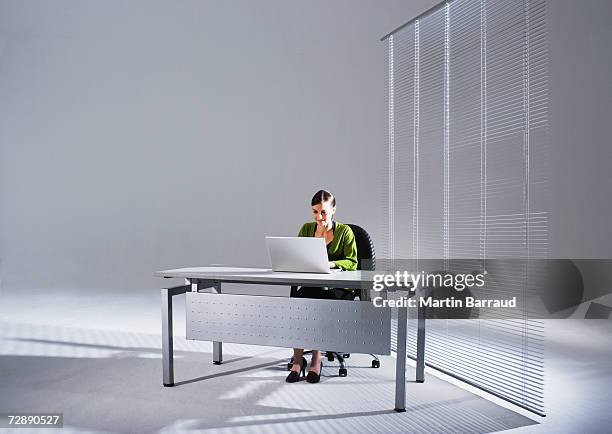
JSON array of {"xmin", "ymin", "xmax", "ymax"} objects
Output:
[{"xmin": 286, "ymin": 189, "xmax": 358, "ymax": 383}]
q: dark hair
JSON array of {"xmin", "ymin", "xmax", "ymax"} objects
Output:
[{"xmin": 311, "ymin": 189, "xmax": 336, "ymax": 207}]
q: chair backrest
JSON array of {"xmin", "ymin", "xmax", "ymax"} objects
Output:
[{"xmin": 346, "ymin": 224, "xmax": 375, "ymax": 271}]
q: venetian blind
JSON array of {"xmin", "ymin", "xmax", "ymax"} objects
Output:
[{"xmin": 383, "ymin": 0, "xmax": 548, "ymax": 415}]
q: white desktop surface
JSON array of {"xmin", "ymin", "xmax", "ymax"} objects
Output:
[{"xmin": 156, "ymin": 266, "xmax": 377, "ymax": 287}]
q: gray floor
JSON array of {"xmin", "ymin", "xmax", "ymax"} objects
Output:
[{"xmin": 0, "ymin": 288, "xmax": 610, "ymax": 433}]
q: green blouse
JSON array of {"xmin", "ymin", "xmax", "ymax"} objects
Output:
[{"xmin": 297, "ymin": 221, "xmax": 358, "ymax": 271}]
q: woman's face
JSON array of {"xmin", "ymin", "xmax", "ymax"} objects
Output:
[{"xmin": 312, "ymin": 201, "xmax": 335, "ymax": 228}]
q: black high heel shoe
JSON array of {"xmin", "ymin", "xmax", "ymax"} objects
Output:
[
  {"xmin": 285, "ymin": 356, "xmax": 307, "ymax": 383},
  {"xmin": 306, "ymin": 361, "xmax": 323, "ymax": 383}
]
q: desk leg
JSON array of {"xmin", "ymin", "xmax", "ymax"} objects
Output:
[
  {"xmin": 416, "ymin": 304, "xmax": 426, "ymax": 383},
  {"xmin": 161, "ymin": 288, "xmax": 175, "ymax": 386},
  {"xmin": 212, "ymin": 282, "xmax": 223, "ymax": 364},
  {"xmin": 213, "ymin": 342, "xmax": 223, "ymax": 365},
  {"xmin": 161, "ymin": 284, "xmax": 189, "ymax": 387},
  {"xmin": 394, "ymin": 305, "xmax": 408, "ymax": 412}
]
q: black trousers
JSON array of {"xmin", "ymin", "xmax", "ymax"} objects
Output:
[{"xmin": 290, "ymin": 286, "xmax": 355, "ymax": 301}]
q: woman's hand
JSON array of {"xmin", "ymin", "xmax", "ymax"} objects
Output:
[{"xmin": 328, "ymin": 261, "xmax": 336, "ymax": 269}]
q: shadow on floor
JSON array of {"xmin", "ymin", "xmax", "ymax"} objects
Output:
[{"xmin": 0, "ymin": 336, "xmax": 538, "ymax": 433}]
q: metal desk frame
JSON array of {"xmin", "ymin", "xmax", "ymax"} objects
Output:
[{"xmin": 158, "ymin": 267, "xmax": 426, "ymax": 412}]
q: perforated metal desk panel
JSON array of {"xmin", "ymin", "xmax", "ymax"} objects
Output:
[
  {"xmin": 157, "ymin": 267, "xmax": 390, "ymax": 354},
  {"xmin": 186, "ymin": 292, "xmax": 391, "ymax": 354}
]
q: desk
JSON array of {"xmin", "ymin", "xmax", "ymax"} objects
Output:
[{"xmin": 156, "ymin": 266, "xmax": 426, "ymax": 412}]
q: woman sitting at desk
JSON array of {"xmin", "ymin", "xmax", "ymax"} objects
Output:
[{"xmin": 286, "ymin": 189, "xmax": 358, "ymax": 384}]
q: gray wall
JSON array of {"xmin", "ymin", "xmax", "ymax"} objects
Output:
[
  {"xmin": 548, "ymin": 0, "xmax": 612, "ymax": 258},
  {"xmin": 0, "ymin": 0, "xmax": 437, "ymax": 291},
  {"xmin": 0, "ymin": 0, "xmax": 610, "ymax": 293}
]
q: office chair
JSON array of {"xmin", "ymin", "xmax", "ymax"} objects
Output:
[{"xmin": 287, "ymin": 223, "xmax": 380, "ymax": 377}]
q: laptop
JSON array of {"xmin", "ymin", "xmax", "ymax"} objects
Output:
[{"xmin": 266, "ymin": 236, "xmax": 343, "ymax": 274}]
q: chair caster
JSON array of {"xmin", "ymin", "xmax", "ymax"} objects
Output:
[
  {"xmin": 339, "ymin": 368, "xmax": 347, "ymax": 377},
  {"xmin": 372, "ymin": 360, "xmax": 380, "ymax": 368},
  {"xmin": 343, "ymin": 354, "xmax": 350, "ymax": 359}
]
